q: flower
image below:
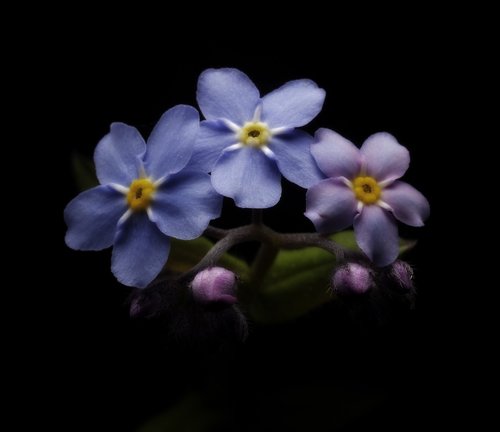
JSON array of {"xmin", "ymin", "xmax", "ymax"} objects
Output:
[
  {"xmin": 389, "ymin": 260, "xmax": 414, "ymax": 291},
  {"xmin": 332, "ymin": 263, "xmax": 373, "ymax": 295},
  {"xmin": 64, "ymin": 105, "xmax": 223, "ymax": 288},
  {"xmin": 191, "ymin": 267, "xmax": 237, "ymax": 305},
  {"xmin": 305, "ymin": 129, "xmax": 429, "ymax": 266},
  {"xmin": 189, "ymin": 68, "xmax": 326, "ymax": 208}
]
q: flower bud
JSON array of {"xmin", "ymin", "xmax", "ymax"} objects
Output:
[
  {"xmin": 191, "ymin": 267, "xmax": 237, "ymax": 305},
  {"xmin": 333, "ymin": 263, "xmax": 373, "ymax": 295},
  {"xmin": 389, "ymin": 260, "xmax": 414, "ymax": 291},
  {"xmin": 129, "ymin": 289, "xmax": 163, "ymax": 318}
]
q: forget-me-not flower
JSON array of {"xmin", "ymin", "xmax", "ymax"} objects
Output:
[
  {"xmin": 64, "ymin": 105, "xmax": 222, "ymax": 288},
  {"xmin": 190, "ymin": 68, "xmax": 326, "ymax": 208},
  {"xmin": 305, "ymin": 129, "xmax": 429, "ymax": 266}
]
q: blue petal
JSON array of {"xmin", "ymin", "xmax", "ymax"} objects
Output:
[
  {"xmin": 211, "ymin": 147, "xmax": 281, "ymax": 208},
  {"xmin": 111, "ymin": 213, "xmax": 170, "ymax": 288},
  {"xmin": 354, "ymin": 205, "xmax": 399, "ymax": 267},
  {"xmin": 268, "ymin": 130, "xmax": 324, "ymax": 188},
  {"xmin": 94, "ymin": 123, "xmax": 146, "ymax": 186},
  {"xmin": 64, "ymin": 185, "xmax": 127, "ymax": 251},
  {"xmin": 305, "ymin": 179, "xmax": 357, "ymax": 233},
  {"xmin": 150, "ymin": 170, "xmax": 223, "ymax": 240},
  {"xmin": 197, "ymin": 68, "xmax": 260, "ymax": 124},
  {"xmin": 145, "ymin": 105, "xmax": 199, "ymax": 179},
  {"xmin": 311, "ymin": 128, "xmax": 362, "ymax": 179},
  {"xmin": 262, "ymin": 80, "xmax": 326, "ymax": 128},
  {"xmin": 187, "ymin": 121, "xmax": 237, "ymax": 172},
  {"xmin": 360, "ymin": 133, "xmax": 410, "ymax": 183},
  {"xmin": 381, "ymin": 181, "xmax": 430, "ymax": 227}
]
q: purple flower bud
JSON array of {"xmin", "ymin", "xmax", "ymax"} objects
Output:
[
  {"xmin": 390, "ymin": 260, "xmax": 414, "ymax": 290},
  {"xmin": 333, "ymin": 263, "xmax": 373, "ymax": 295},
  {"xmin": 191, "ymin": 267, "xmax": 237, "ymax": 305},
  {"xmin": 129, "ymin": 289, "xmax": 163, "ymax": 318}
]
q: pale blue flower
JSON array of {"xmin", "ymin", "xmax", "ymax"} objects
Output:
[
  {"xmin": 65, "ymin": 105, "xmax": 222, "ymax": 288},
  {"xmin": 191, "ymin": 68, "xmax": 326, "ymax": 208}
]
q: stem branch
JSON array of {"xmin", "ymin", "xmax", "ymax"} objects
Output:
[{"xmin": 180, "ymin": 224, "xmax": 359, "ymax": 283}]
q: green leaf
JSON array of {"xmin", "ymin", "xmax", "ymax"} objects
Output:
[
  {"xmin": 332, "ymin": 230, "xmax": 416, "ymax": 254},
  {"xmin": 248, "ymin": 231, "xmax": 415, "ymax": 324},
  {"xmin": 397, "ymin": 237, "xmax": 418, "ymax": 254},
  {"xmin": 138, "ymin": 384, "xmax": 383, "ymax": 432},
  {"xmin": 138, "ymin": 392, "xmax": 221, "ymax": 432},
  {"xmin": 167, "ymin": 237, "xmax": 249, "ymax": 277},
  {"xmin": 71, "ymin": 152, "xmax": 99, "ymax": 191},
  {"xmin": 248, "ymin": 245, "xmax": 336, "ymax": 323}
]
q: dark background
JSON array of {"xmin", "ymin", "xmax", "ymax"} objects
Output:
[{"xmin": 51, "ymin": 50, "xmax": 461, "ymax": 431}]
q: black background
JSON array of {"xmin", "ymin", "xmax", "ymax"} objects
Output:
[{"xmin": 50, "ymin": 47, "xmax": 462, "ymax": 431}]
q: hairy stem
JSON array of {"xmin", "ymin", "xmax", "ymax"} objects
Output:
[
  {"xmin": 252, "ymin": 209, "xmax": 263, "ymax": 225},
  {"xmin": 178, "ymin": 225, "xmax": 264, "ymax": 282},
  {"xmin": 180, "ymin": 224, "xmax": 358, "ymax": 283}
]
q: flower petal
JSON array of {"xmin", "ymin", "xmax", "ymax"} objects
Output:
[
  {"xmin": 188, "ymin": 121, "xmax": 237, "ymax": 172},
  {"xmin": 144, "ymin": 105, "xmax": 199, "ymax": 178},
  {"xmin": 305, "ymin": 179, "xmax": 357, "ymax": 233},
  {"xmin": 360, "ymin": 132, "xmax": 410, "ymax": 182},
  {"xmin": 268, "ymin": 130, "xmax": 324, "ymax": 188},
  {"xmin": 211, "ymin": 147, "xmax": 281, "ymax": 208},
  {"xmin": 311, "ymin": 128, "xmax": 362, "ymax": 179},
  {"xmin": 354, "ymin": 205, "xmax": 399, "ymax": 267},
  {"xmin": 94, "ymin": 123, "xmax": 146, "ymax": 186},
  {"xmin": 150, "ymin": 170, "xmax": 223, "ymax": 240},
  {"xmin": 381, "ymin": 181, "xmax": 430, "ymax": 227},
  {"xmin": 111, "ymin": 213, "xmax": 170, "ymax": 288},
  {"xmin": 197, "ymin": 68, "xmax": 260, "ymax": 124},
  {"xmin": 261, "ymin": 79, "xmax": 326, "ymax": 128},
  {"xmin": 64, "ymin": 185, "xmax": 126, "ymax": 251}
]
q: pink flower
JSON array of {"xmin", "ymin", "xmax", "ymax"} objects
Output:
[{"xmin": 305, "ymin": 130, "xmax": 429, "ymax": 266}]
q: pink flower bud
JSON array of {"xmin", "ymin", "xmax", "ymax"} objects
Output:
[
  {"xmin": 191, "ymin": 267, "xmax": 237, "ymax": 305},
  {"xmin": 333, "ymin": 263, "xmax": 373, "ymax": 295}
]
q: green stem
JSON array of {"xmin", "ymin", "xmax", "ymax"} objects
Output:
[{"xmin": 243, "ymin": 241, "xmax": 280, "ymax": 301}]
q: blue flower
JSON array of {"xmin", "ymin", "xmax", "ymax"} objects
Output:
[
  {"xmin": 64, "ymin": 105, "xmax": 223, "ymax": 288},
  {"xmin": 190, "ymin": 68, "xmax": 326, "ymax": 208}
]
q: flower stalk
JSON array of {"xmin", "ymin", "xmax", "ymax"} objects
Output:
[{"xmin": 178, "ymin": 221, "xmax": 355, "ymax": 285}]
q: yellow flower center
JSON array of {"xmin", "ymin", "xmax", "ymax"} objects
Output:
[
  {"xmin": 239, "ymin": 122, "xmax": 270, "ymax": 147},
  {"xmin": 353, "ymin": 176, "xmax": 381, "ymax": 205},
  {"xmin": 126, "ymin": 178, "xmax": 156, "ymax": 211}
]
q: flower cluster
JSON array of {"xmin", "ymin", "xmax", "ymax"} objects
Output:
[{"xmin": 65, "ymin": 68, "xmax": 429, "ymax": 311}]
